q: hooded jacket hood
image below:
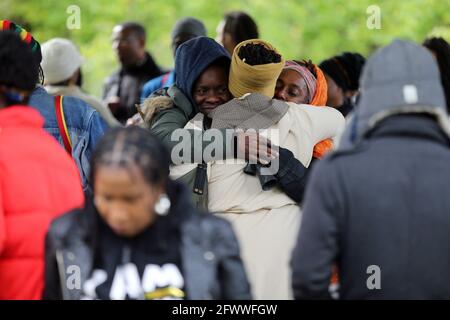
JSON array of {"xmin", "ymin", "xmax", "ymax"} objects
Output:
[
  {"xmin": 174, "ymin": 36, "xmax": 230, "ymax": 111},
  {"xmin": 339, "ymin": 39, "xmax": 449, "ymax": 149}
]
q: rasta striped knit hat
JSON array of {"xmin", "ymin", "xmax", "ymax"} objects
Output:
[{"xmin": 0, "ymin": 20, "xmax": 42, "ymax": 63}]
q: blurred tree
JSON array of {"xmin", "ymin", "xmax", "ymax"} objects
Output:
[{"xmin": 3, "ymin": 0, "xmax": 449, "ymax": 97}]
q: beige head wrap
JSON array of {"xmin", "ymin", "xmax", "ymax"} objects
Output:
[{"xmin": 228, "ymin": 39, "xmax": 285, "ymax": 98}]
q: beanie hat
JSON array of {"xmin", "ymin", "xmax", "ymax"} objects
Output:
[
  {"xmin": 228, "ymin": 39, "xmax": 285, "ymax": 98},
  {"xmin": 0, "ymin": 31, "xmax": 39, "ymax": 91},
  {"xmin": 171, "ymin": 17, "xmax": 207, "ymax": 40},
  {"xmin": 41, "ymin": 38, "xmax": 84, "ymax": 84},
  {"xmin": 0, "ymin": 20, "xmax": 41, "ymax": 64},
  {"xmin": 339, "ymin": 39, "xmax": 449, "ymax": 150}
]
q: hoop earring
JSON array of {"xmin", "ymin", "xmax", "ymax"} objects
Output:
[{"xmin": 154, "ymin": 194, "xmax": 171, "ymax": 216}]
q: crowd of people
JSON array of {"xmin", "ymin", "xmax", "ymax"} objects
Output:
[{"xmin": 0, "ymin": 11, "xmax": 449, "ymax": 300}]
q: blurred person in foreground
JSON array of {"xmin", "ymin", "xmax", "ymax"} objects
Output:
[
  {"xmin": 44, "ymin": 126, "xmax": 251, "ymax": 300},
  {"xmin": 291, "ymin": 39, "xmax": 450, "ymax": 299},
  {"xmin": 0, "ymin": 30, "xmax": 84, "ymax": 300}
]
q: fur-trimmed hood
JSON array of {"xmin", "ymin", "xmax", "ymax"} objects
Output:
[{"xmin": 138, "ymin": 92, "xmax": 174, "ymax": 126}]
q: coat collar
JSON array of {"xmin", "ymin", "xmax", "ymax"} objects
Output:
[{"xmin": 366, "ymin": 114, "xmax": 450, "ymax": 146}]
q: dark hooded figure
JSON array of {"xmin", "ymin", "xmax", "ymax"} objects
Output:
[
  {"xmin": 137, "ymin": 37, "xmax": 233, "ymax": 208},
  {"xmin": 141, "ymin": 37, "xmax": 231, "ymax": 133},
  {"xmin": 291, "ymin": 39, "xmax": 450, "ymax": 299}
]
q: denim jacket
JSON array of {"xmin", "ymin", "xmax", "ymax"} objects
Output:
[{"xmin": 29, "ymin": 86, "xmax": 109, "ymax": 189}]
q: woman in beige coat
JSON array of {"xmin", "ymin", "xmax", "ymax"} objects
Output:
[{"xmin": 208, "ymin": 39, "xmax": 345, "ymax": 299}]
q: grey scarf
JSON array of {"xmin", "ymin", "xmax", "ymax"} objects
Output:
[{"xmin": 209, "ymin": 93, "xmax": 289, "ymax": 130}]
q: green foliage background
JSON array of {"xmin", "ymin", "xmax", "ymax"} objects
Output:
[{"xmin": 3, "ymin": 0, "xmax": 449, "ymax": 97}]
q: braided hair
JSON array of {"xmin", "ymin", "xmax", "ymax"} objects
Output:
[
  {"xmin": 90, "ymin": 126, "xmax": 170, "ymax": 190},
  {"xmin": 423, "ymin": 37, "xmax": 450, "ymax": 112},
  {"xmin": 237, "ymin": 43, "xmax": 281, "ymax": 66}
]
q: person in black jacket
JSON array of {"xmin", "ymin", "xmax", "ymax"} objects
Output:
[
  {"xmin": 103, "ymin": 22, "xmax": 163, "ymax": 124},
  {"xmin": 291, "ymin": 39, "xmax": 450, "ymax": 300},
  {"xmin": 44, "ymin": 126, "xmax": 251, "ymax": 300}
]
